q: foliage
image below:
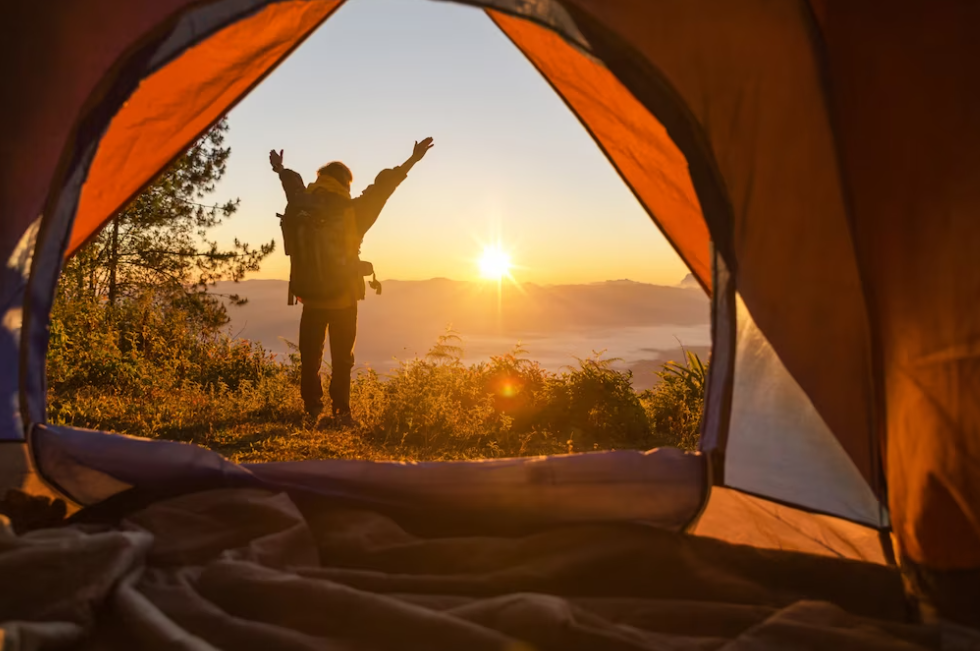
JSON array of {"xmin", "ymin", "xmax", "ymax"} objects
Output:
[
  {"xmin": 534, "ymin": 352, "xmax": 655, "ymax": 452},
  {"xmin": 48, "ymin": 293, "xmax": 709, "ymax": 461},
  {"xmin": 60, "ymin": 118, "xmax": 274, "ymax": 325},
  {"xmin": 424, "ymin": 327, "xmax": 465, "ymax": 364},
  {"xmin": 47, "ymin": 288, "xmax": 298, "ymax": 441},
  {"xmin": 639, "ymin": 349, "xmax": 708, "ymax": 450},
  {"xmin": 351, "ymin": 337, "xmax": 558, "ymax": 458}
]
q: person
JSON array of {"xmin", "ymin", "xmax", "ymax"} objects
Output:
[{"xmin": 270, "ymin": 137, "xmax": 434, "ymax": 427}]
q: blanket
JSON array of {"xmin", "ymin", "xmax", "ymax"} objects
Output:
[{"xmin": 0, "ymin": 488, "xmax": 973, "ymax": 650}]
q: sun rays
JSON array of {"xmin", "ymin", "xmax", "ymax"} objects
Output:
[{"xmin": 478, "ymin": 246, "xmax": 512, "ymax": 280}]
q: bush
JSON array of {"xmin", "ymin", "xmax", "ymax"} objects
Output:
[
  {"xmin": 47, "ymin": 288, "xmax": 301, "ymax": 441},
  {"xmin": 47, "ymin": 292, "xmax": 709, "ymax": 461},
  {"xmin": 350, "ymin": 336, "xmax": 560, "ymax": 458},
  {"xmin": 639, "ymin": 350, "xmax": 707, "ymax": 451},
  {"xmin": 533, "ymin": 353, "xmax": 654, "ymax": 452}
]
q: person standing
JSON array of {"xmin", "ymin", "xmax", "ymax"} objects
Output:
[{"xmin": 270, "ymin": 137, "xmax": 434, "ymax": 426}]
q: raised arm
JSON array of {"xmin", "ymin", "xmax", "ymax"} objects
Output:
[
  {"xmin": 269, "ymin": 149, "xmax": 305, "ymax": 203},
  {"xmin": 397, "ymin": 137, "xmax": 434, "ymax": 174},
  {"xmin": 353, "ymin": 137, "xmax": 434, "ymax": 237}
]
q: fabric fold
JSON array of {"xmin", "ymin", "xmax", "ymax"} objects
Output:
[{"xmin": 0, "ymin": 489, "xmax": 966, "ymax": 650}]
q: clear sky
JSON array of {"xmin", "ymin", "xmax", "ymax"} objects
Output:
[{"xmin": 211, "ymin": 0, "xmax": 691, "ymax": 286}]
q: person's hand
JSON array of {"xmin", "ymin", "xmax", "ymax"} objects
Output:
[
  {"xmin": 269, "ymin": 149, "xmax": 284, "ymax": 173},
  {"xmin": 410, "ymin": 137, "xmax": 434, "ymax": 162}
]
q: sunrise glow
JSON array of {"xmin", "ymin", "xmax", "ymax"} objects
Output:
[{"xmin": 478, "ymin": 246, "xmax": 512, "ymax": 280}]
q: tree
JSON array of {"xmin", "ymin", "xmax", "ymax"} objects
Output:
[{"xmin": 61, "ymin": 119, "xmax": 273, "ymax": 325}]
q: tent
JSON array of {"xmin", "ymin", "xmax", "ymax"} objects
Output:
[{"xmin": 1, "ymin": 0, "xmax": 978, "ymax": 630}]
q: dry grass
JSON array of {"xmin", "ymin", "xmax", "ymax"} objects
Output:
[{"xmin": 47, "ymin": 292, "xmax": 706, "ymax": 464}]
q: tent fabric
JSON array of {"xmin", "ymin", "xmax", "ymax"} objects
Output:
[
  {"xmin": 0, "ymin": 443, "xmax": 66, "ymax": 511},
  {"xmin": 692, "ymin": 486, "xmax": 888, "ymax": 565},
  {"xmin": 557, "ymin": 0, "xmax": 980, "ymax": 571},
  {"xmin": 488, "ymin": 10, "xmax": 711, "ymax": 292},
  {"xmin": 32, "ymin": 424, "xmax": 705, "ymax": 533},
  {"xmin": 0, "ymin": 217, "xmax": 41, "ymax": 441},
  {"xmin": 812, "ymin": 1, "xmax": 980, "ymax": 570},
  {"xmin": 4, "ymin": 488, "xmax": 952, "ymax": 651},
  {"xmin": 68, "ymin": 0, "xmax": 343, "ymax": 257},
  {"xmin": 450, "ymin": 0, "xmax": 592, "ymax": 54},
  {"xmin": 699, "ymin": 255, "xmax": 881, "ymax": 527},
  {"xmin": 21, "ymin": 139, "xmax": 103, "ymax": 432},
  {"xmin": 1, "ymin": 0, "xmax": 207, "ymax": 291},
  {"xmin": 1, "ymin": 0, "xmax": 978, "ymax": 595},
  {"xmin": 3, "ymin": 0, "xmax": 343, "ymax": 440},
  {"xmin": 724, "ymin": 292, "xmax": 881, "ymax": 527},
  {"xmin": 560, "ymin": 0, "xmax": 877, "ymax": 500},
  {"xmin": 1, "ymin": 0, "xmax": 287, "ymax": 311},
  {"xmin": 698, "ymin": 246, "xmax": 736, "ymax": 465}
]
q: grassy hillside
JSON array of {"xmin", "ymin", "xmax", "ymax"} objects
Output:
[{"xmin": 47, "ymin": 290, "xmax": 707, "ymax": 463}]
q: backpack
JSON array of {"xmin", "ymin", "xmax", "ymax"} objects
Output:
[{"xmin": 279, "ymin": 190, "xmax": 357, "ymax": 305}]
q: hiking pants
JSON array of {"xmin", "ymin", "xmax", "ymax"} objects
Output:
[{"xmin": 299, "ymin": 304, "xmax": 357, "ymax": 416}]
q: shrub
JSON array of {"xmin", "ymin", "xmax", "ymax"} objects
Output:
[
  {"xmin": 640, "ymin": 350, "xmax": 708, "ymax": 451},
  {"xmin": 47, "ymin": 287, "xmax": 301, "ymax": 441},
  {"xmin": 350, "ymin": 335, "xmax": 554, "ymax": 457},
  {"xmin": 47, "ymin": 293, "xmax": 709, "ymax": 461},
  {"xmin": 532, "ymin": 352, "xmax": 654, "ymax": 452}
]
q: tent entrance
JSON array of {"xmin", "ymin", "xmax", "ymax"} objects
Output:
[{"xmin": 5, "ymin": 0, "xmax": 915, "ymax": 574}]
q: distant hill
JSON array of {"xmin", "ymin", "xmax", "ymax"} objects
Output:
[
  {"xmin": 214, "ymin": 278, "xmax": 710, "ymax": 390},
  {"xmin": 678, "ymin": 273, "xmax": 702, "ymax": 289}
]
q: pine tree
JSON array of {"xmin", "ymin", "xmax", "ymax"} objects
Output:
[{"xmin": 61, "ymin": 118, "xmax": 272, "ymax": 326}]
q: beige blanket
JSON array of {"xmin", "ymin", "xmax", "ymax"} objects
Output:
[{"xmin": 0, "ymin": 488, "xmax": 971, "ymax": 650}]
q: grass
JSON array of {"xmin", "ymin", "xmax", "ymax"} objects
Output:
[{"xmin": 46, "ymin": 291, "xmax": 708, "ymax": 464}]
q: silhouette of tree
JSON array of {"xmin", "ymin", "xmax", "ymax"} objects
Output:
[{"xmin": 61, "ymin": 119, "xmax": 273, "ymax": 326}]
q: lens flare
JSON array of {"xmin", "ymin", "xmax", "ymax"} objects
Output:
[{"xmin": 478, "ymin": 246, "xmax": 512, "ymax": 280}]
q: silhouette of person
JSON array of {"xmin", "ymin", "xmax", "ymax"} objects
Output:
[{"xmin": 270, "ymin": 138, "xmax": 434, "ymax": 426}]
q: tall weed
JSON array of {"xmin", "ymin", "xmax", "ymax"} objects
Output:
[{"xmin": 639, "ymin": 350, "xmax": 707, "ymax": 450}]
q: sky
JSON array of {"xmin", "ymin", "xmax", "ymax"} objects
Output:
[{"xmin": 211, "ymin": 0, "xmax": 691, "ymax": 286}]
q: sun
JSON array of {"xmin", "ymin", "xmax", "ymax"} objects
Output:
[{"xmin": 478, "ymin": 246, "xmax": 512, "ymax": 280}]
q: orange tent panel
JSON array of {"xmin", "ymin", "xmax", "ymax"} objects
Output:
[
  {"xmin": 488, "ymin": 11, "xmax": 711, "ymax": 293},
  {"xmin": 817, "ymin": 1, "xmax": 980, "ymax": 570},
  {"xmin": 67, "ymin": 0, "xmax": 343, "ymax": 256}
]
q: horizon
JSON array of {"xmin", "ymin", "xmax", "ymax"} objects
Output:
[
  {"xmin": 220, "ymin": 274, "xmax": 701, "ymax": 288},
  {"xmin": 217, "ymin": 275, "xmax": 710, "ymax": 391}
]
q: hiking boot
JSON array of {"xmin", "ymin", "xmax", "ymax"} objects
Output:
[
  {"xmin": 304, "ymin": 406, "xmax": 322, "ymax": 428},
  {"xmin": 313, "ymin": 413, "xmax": 354, "ymax": 431},
  {"xmin": 333, "ymin": 411, "xmax": 356, "ymax": 429}
]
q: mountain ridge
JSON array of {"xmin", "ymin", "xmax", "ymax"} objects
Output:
[{"xmin": 215, "ymin": 278, "xmax": 710, "ymax": 389}]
